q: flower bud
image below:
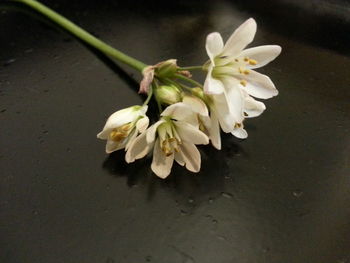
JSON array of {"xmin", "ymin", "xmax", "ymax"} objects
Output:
[
  {"xmin": 191, "ymin": 87, "xmax": 205, "ymax": 100},
  {"xmin": 155, "ymin": 59, "xmax": 178, "ymax": 78},
  {"xmin": 155, "ymin": 85, "xmax": 181, "ymax": 105}
]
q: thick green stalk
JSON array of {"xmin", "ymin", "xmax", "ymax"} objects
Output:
[{"xmin": 14, "ymin": 0, "xmax": 147, "ymax": 72}]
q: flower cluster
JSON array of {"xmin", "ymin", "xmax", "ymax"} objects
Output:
[{"xmin": 97, "ymin": 18, "xmax": 281, "ymax": 178}]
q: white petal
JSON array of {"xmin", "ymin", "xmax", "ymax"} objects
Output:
[
  {"xmin": 174, "ymin": 152, "xmax": 185, "ymax": 166},
  {"xmin": 146, "ymin": 120, "xmax": 165, "ymax": 144},
  {"xmin": 136, "ymin": 116, "xmax": 149, "ymax": 133},
  {"xmin": 240, "ymin": 45, "xmax": 282, "ymax": 69},
  {"xmin": 244, "ymin": 96, "xmax": 266, "ymax": 118},
  {"xmin": 222, "ymin": 77, "xmax": 244, "ymax": 123},
  {"xmin": 222, "ymin": 18, "xmax": 257, "ymax": 57},
  {"xmin": 210, "ymin": 93, "xmax": 235, "ymax": 133},
  {"xmin": 151, "ymin": 138, "xmax": 174, "ymax": 179},
  {"xmin": 106, "ymin": 139, "xmax": 122, "ymax": 153},
  {"xmin": 178, "ymin": 143, "xmax": 201, "ymax": 173},
  {"xmin": 182, "ymin": 95, "xmax": 209, "ymax": 116},
  {"xmin": 139, "ymin": 105, "xmax": 148, "ymax": 115},
  {"xmin": 204, "ymin": 67, "xmax": 225, "ymax": 94},
  {"xmin": 206, "ymin": 32, "xmax": 224, "ymax": 63},
  {"xmin": 208, "ymin": 112, "xmax": 221, "ymax": 150},
  {"xmin": 125, "ymin": 132, "xmax": 151, "ymax": 163},
  {"xmin": 242, "ymin": 70, "xmax": 278, "ymax": 99},
  {"xmin": 231, "ymin": 127, "xmax": 248, "ymax": 139},
  {"xmin": 125, "ymin": 129, "xmax": 138, "ymax": 151},
  {"xmin": 175, "ymin": 121, "xmax": 209, "ymax": 145},
  {"xmin": 161, "ymin": 103, "xmax": 194, "ymax": 121}
]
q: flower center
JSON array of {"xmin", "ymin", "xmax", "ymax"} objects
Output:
[
  {"xmin": 109, "ymin": 123, "xmax": 132, "ymax": 142},
  {"xmin": 158, "ymin": 121, "xmax": 182, "ymax": 156}
]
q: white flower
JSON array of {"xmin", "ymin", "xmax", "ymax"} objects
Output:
[
  {"xmin": 125, "ymin": 103, "xmax": 209, "ymax": 179},
  {"xmin": 203, "ymin": 18, "xmax": 281, "ymax": 137},
  {"xmin": 204, "ymin": 18, "xmax": 281, "ymax": 97},
  {"xmin": 97, "ymin": 105, "xmax": 149, "ymax": 153}
]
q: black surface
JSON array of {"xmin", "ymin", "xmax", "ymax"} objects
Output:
[{"xmin": 1, "ymin": 1, "xmax": 350, "ymax": 262}]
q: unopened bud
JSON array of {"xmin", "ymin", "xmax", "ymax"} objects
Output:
[
  {"xmin": 191, "ymin": 87, "xmax": 205, "ymax": 100},
  {"xmin": 155, "ymin": 59, "xmax": 178, "ymax": 78},
  {"xmin": 155, "ymin": 85, "xmax": 181, "ymax": 105}
]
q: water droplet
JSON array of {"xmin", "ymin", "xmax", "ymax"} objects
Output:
[
  {"xmin": 221, "ymin": 192, "xmax": 233, "ymax": 199},
  {"xmin": 3, "ymin": 58, "xmax": 16, "ymax": 66},
  {"xmin": 145, "ymin": 255, "xmax": 152, "ymax": 262},
  {"xmin": 180, "ymin": 209, "xmax": 188, "ymax": 215},
  {"xmin": 208, "ymin": 197, "xmax": 214, "ymax": 203},
  {"xmin": 188, "ymin": 198, "xmax": 194, "ymax": 204},
  {"xmin": 292, "ymin": 190, "xmax": 303, "ymax": 198},
  {"xmin": 212, "ymin": 219, "xmax": 218, "ymax": 224},
  {"xmin": 217, "ymin": 235, "xmax": 226, "ymax": 241},
  {"xmin": 32, "ymin": 210, "xmax": 39, "ymax": 215},
  {"xmin": 43, "ymin": 130, "xmax": 48, "ymax": 134}
]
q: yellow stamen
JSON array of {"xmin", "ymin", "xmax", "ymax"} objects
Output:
[
  {"xmin": 234, "ymin": 123, "xmax": 242, "ymax": 128},
  {"xmin": 110, "ymin": 130, "xmax": 127, "ymax": 142},
  {"xmin": 244, "ymin": 57, "xmax": 249, "ymax": 62},
  {"xmin": 240, "ymin": 80, "xmax": 247, "ymax": 87},
  {"xmin": 248, "ymin": 59, "xmax": 257, "ymax": 65},
  {"xmin": 243, "ymin": 69, "xmax": 250, "ymax": 75},
  {"xmin": 120, "ymin": 123, "xmax": 132, "ymax": 131}
]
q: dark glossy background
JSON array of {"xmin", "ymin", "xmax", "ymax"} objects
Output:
[{"xmin": 1, "ymin": 0, "xmax": 350, "ymax": 262}]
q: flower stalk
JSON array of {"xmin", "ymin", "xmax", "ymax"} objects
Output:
[{"xmin": 14, "ymin": 0, "xmax": 147, "ymax": 71}]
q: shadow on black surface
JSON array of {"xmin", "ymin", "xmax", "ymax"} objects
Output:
[{"xmin": 102, "ymin": 134, "xmax": 245, "ymax": 205}]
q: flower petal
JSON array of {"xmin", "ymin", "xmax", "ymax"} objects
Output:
[
  {"xmin": 182, "ymin": 95, "xmax": 209, "ymax": 116},
  {"xmin": 151, "ymin": 138, "xmax": 174, "ymax": 179},
  {"xmin": 125, "ymin": 132, "xmax": 151, "ymax": 163},
  {"xmin": 206, "ymin": 32, "xmax": 224, "ymax": 63},
  {"xmin": 239, "ymin": 45, "xmax": 282, "ymax": 69},
  {"xmin": 222, "ymin": 77, "xmax": 244, "ymax": 123},
  {"xmin": 105, "ymin": 139, "xmax": 121, "ymax": 153},
  {"xmin": 161, "ymin": 102, "xmax": 194, "ymax": 121},
  {"xmin": 241, "ymin": 70, "xmax": 278, "ymax": 99},
  {"xmin": 175, "ymin": 121, "xmax": 209, "ymax": 145},
  {"xmin": 136, "ymin": 116, "xmax": 149, "ymax": 133},
  {"xmin": 204, "ymin": 67, "xmax": 225, "ymax": 94},
  {"xmin": 146, "ymin": 120, "xmax": 165, "ymax": 144},
  {"xmin": 244, "ymin": 96, "xmax": 266, "ymax": 118},
  {"xmin": 231, "ymin": 127, "xmax": 248, "ymax": 139},
  {"xmin": 125, "ymin": 129, "xmax": 138, "ymax": 151},
  {"xmin": 174, "ymin": 152, "xmax": 185, "ymax": 166},
  {"xmin": 208, "ymin": 112, "xmax": 221, "ymax": 150},
  {"xmin": 222, "ymin": 18, "xmax": 257, "ymax": 57},
  {"xmin": 211, "ymin": 93, "xmax": 235, "ymax": 133},
  {"xmin": 178, "ymin": 143, "xmax": 201, "ymax": 173}
]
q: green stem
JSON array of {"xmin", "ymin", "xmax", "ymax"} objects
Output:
[
  {"xmin": 143, "ymin": 86, "xmax": 153, "ymax": 106},
  {"xmin": 174, "ymin": 74, "xmax": 203, "ymax": 88},
  {"xmin": 178, "ymin": 66, "xmax": 203, "ymax": 71},
  {"xmin": 14, "ymin": 0, "xmax": 147, "ymax": 72}
]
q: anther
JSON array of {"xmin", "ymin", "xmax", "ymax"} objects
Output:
[
  {"xmin": 240, "ymin": 80, "xmax": 247, "ymax": 87},
  {"xmin": 248, "ymin": 59, "xmax": 257, "ymax": 65}
]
